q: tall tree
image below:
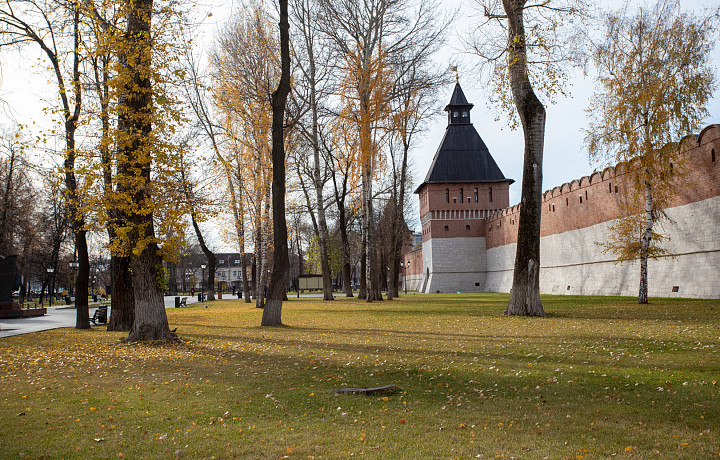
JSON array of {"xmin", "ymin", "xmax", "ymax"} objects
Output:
[
  {"xmin": 470, "ymin": 0, "xmax": 586, "ymax": 316},
  {"xmin": 326, "ymin": 125, "xmax": 359, "ymax": 297},
  {"xmin": 179, "ymin": 46, "xmax": 251, "ymax": 302},
  {"xmin": 585, "ymin": 0, "xmax": 716, "ymax": 304},
  {"xmin": 290, "ymin": 0, "xmax": 335, "ymax": 301},
  {"xmin": 117, "ymin": 0, "xmax": 174, "ymax": 341},
  {"xmin": 385, "ymin": 36, "xmax": 447, "ymax": 299},
  {"xmin": 212, "ymin": 5, "xmax": 278, "ymax": 308},
  {"xmin": 0, "ymin": 0, "xmax": 91, "ymax": 327},
  {"xmin": 261, "ymin": 0, "xmax": 291, "ymax": 326}
]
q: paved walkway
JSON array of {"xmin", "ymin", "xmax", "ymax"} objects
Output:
[{"xmin": 0, "ymin": 296, "xmax": 200, "ymax": 339}]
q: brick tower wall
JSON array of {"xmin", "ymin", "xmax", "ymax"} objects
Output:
[{"xmin": 418, "ymin": 182, "xmax": 510, "ymax": 293}]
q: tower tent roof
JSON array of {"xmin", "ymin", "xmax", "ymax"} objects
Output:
[
  {"xmin": 445, "ymin": 82, "xmax": 473, "ymax": 109},
  {"xmin": 416, "ymin": 83, "xmax": 513, "ymax": 193}
]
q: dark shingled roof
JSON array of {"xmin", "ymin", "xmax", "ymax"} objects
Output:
[
  {"xmin": 446, "ymin": 82, "xmax": 472, "ymax": 108},
  {"xmin": 415, "ymin": 83, "xmax": 513, "ymax": 193}
]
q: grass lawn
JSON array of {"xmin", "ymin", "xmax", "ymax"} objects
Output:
[{"xmin": 1, "ymin": 294, "xmax": 718, "ymax": 459}]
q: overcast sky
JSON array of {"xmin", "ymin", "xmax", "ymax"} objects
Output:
[{"xmin": 1, "ymin": 0, "xmax": 718, "ymax": 238}]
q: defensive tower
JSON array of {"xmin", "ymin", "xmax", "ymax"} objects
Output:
[{"xmin": 415, "ymin": 82, "xmax": 513, "ymax": 293}]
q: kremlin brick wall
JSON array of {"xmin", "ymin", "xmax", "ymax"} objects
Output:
[{"xmin": 482, "ymin": 124, "xmax": 720, "ymax": 298}]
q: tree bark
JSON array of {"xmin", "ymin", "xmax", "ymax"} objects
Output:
[
  {"xmin": 638, "ymin": 178, "xmax": 652, "ymax": 304},
  {"xmin": 503, "ymin": 0, "xmax": 545, "ymax": 317},
  {"xmin": 359, "ymin": 225, "xmax": 367, "ymax": 299},
  {"xmin": 254, "ymin": 227, "xmax": 264, "ymax": 308},
  {"xmin": 94, "ymin": 50, "xmax": 136, "ymax": 331},
  {"xmin": 107, "ymin": 254, "xmax": 134, "ymax": 331},
  {"xmin": 262, "ymin": 0, "xmax": 291, "ymax": 327},
  {"xmin": 126, "ymin": 241, "xmax": 174, "ymax": 341}
]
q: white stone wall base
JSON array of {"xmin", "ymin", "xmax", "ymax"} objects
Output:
[{"xmin": 484, "ymin": 196, "xmax": 720, "ymax": 299}]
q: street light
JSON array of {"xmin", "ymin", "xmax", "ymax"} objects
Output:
[
  {"xmin": 69, "ymin": 260, "xmax": 79, "ymax": 297},
  {"xmin": 404, "ymin": 260, "xmax": 411, "ymax": 295},
  {"xmin": 200, "ymin": 264, "xmax": 206, "ymax": 301},
  {"xmin": 46, "ymin": 267, "xmax": 54, "ymax": 306}
]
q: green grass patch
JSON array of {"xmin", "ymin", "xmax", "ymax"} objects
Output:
[{"xmin": 1, "ymin": 294, "xmax": 718, "ymax": 458}]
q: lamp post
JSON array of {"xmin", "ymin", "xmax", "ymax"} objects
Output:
[
  {"xmin": 200, "ymin": 264, "xmax": 206, "ymax": 301},
  {"xmin": 46, "ymin": 267, "xmax": 55, "ymax": 306},
  {"xmin": 69, "ymin": 260, "xmax": 79, "ymax": 297},
  {"xmin": 404, "ymin": 260, "xmax": 410, "ymax": 295}
]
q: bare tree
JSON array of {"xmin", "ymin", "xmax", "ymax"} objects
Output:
[
  {"xmin": 320, "ymin": 0, "xmax": 448, "ymax": 301},
  {"xmin": 261, "ymin": 0, "xmax": 291, "ymax": 326},
  {"xmin": 469, "ymin": 0, "xmax": 587, "ymax": 316},
  {"xmin": 1, "ymin": 0, "xmax": 91, "ymax": 327},
  {"xmin": 289, "ymin": 0, "xmax": 336, "ymax": 300}
]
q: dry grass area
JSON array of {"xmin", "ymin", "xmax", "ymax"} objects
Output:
[{"xmin": 0, "ymin": 293, "xmax": 718, "ymax": 459}]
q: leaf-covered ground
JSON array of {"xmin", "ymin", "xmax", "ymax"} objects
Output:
[{"xmin": 0, "ymin": 294, "xmax": 718, "ymax": 459}]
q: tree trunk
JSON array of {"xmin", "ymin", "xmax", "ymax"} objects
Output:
[
  {"xmin": 191, "ymin": 212, "xmax": 216, "ymax": 301},
  {"xmin": 262, "ymin": 0, "xmax": 291, "ymax": 327},
  {"xmin": 359, "ymin": 227, "xmax": 367, "ymax": 299},
  {"xmin": 74, "ymin": 229, "xmax": 91, "ymax": 328},
  {"xmin": 241, "ymin": 253, "xmax": 251, "ymax": 303},
  {"xmin": 107, "ymin": 254, "xmax": 134, "ymax": 331},
  {"xmin": 365, "ymin": 173, "xmax": 382, "ymax": 302},
  {"xmin": 251, "ymin": 255, "xmax": 257, "ymax": 299},
  {"xmin": 638, "ymin": 179, "xmax": 653, "ymax": 304},
  {"xmin": 126, "ymin": 242, "xmax": 174, "ymax": 341},
  {"xmin": 310, "ymin": 79, "xmax": 333, "ymax": 302},
  {"xmin": 332, "ymin": 164, "xmax": 353, "ymax": 298},
  {"xmin": 120, "ymin": 0, "xmax": 174, "ymax": 342},
  {"xmin": 503, "ymin": 0, "xmax": 545, "ymax": 317}
]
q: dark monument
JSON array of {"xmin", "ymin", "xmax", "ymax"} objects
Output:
[{"xmin": 0, "ymin": 255, "xmax": 46, "ymax": 318}]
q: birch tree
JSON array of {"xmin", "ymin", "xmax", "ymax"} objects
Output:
[
  {"xmin": 212, "ymin": 4, "xmax": 278, "ymax": 309},
  {"xmin": 585, "ymin": 0, "xmax": 716, "ymax": 304}
]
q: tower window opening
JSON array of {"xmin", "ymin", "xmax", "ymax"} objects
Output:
[
  {"xmin": 466, "ymin": 225, "xmax": 470, "ymax": 231},
  {"xmin": 453, "ymin": 111, "xmax": 458, "ymax": 117},
  {"xmin": 579, "ymin": 195, "xmax": 583, "ymax": 204},
  {"xmin": 566, "ymin": 197, "xmax": 569, "ymax": 206},
  {"xmin": 444, "ymin": 225, "xmax": 449, "ymax": 231},
  {"xmin": 460, "ymin": 188, "xmax": 464, "ymax": 203},
  {"xmin": 609, "ymin": 183, "xmax": 612, "ymax": 193},
  {"xmin": 474, "ymin": 188, "xmax": 478, "ymax": 202},
  {"xmin": 585, "ymin": 190, "xmax": 588, "ymax": 200},
  {"xmin": 489, "ymin": 187, "xmax": 493, "ymax": 203},
  {"xmin": 552, "ymin": 204, "xmax": 555, "ymax": 212},
  {"xmin": 615, "ymin": 185, "xmax": 619, "ymax": 193},
  {"xmin": 446, "ymin": 188, "xmax": 449, "ymax": 203},
  {"xmin": 712, "ymin": 149, "xmax": 716, "ymax": 162},
  {"xmin": 462, "ymin": 111, "xmax": 468, "ymax": 117}
]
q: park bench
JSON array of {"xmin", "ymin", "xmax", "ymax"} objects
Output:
[{"xmin": 91, "ymin": 305, "xmax": 108, "ymax": 325}]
